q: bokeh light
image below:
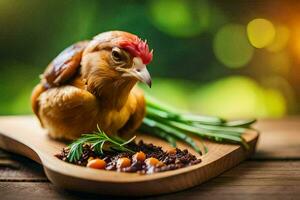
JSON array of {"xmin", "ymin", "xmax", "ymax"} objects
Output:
[
  {"xmin": 149, "ymin": 0, "xmax": 210, "ymax": 37},
  {"xmin": 213, "ymin": 24, "xmax": 254, "ymax": 68},
  {"xmin": 263, "ymin": 88, "xmax": 286, "ymax": 117},
  {"xmin": 247, "ymin": 18, "xmax": 276, "ymax": 48},
  {"xmin": 141, "ymin": 78, "xmax": 191, "ymax": 110},
  {"xmin": 291, "ymin": 25, "xmax": 300, "ymax": 62},
  {"xmin": 191, "ymin": 76, "xmax": 286, "ymax": 118},
  {"xmin": 267, "ymin": 25, "xmax": 290, "ymax": 52},
  {"xmin": 249, "ymin": 49, "xmax": 291, "ymax": 78},
  {"xmin": 262, "ymin": 76, "xmax": 296, "ymax": 113},
  {"xmin": 0, "ymin": 62, "xmax": 39, "ymax": 115},
  {"xmin": 268, "ymin": 51, "xmax": 291, "ymax": 76},
  {"xmin": 142, "ymin": 77, "xmax": 287, "ymax": 119}
]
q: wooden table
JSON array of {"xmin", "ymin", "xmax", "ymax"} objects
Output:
[{"xmin": 1, "ymin": 117, "xmax": 300, "ymax": 200}]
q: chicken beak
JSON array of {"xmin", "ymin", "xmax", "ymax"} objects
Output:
[
  {"xmin": 133, "ymin": 65, "xmax": 152, "ymax": 88},
  {"xmin": 123, "ymin": 57, "xmax": 152, "ymax": 88}
]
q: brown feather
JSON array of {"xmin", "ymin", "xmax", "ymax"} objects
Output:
[
  {"xmin": 31, "ymin": 83, "xmax": 47, "ymax": 127},
  {"xmin": 43, "ymin": 41, "xmax": 89, "ymax": 87}
]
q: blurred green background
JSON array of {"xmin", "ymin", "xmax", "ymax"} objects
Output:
[{"xmin": 1, "ymin": 0, "xmax": 300, "ymax": 119}]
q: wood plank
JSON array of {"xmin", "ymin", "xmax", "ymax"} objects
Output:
[
  {"xmin": 254, "ymin": 117, "xmax": 300, "ymax": 159},
  {"xmin": 0, "ymin": 182, "xmax": 90, "ymax": 200},
  {"xmin": 0, "ymin": 149, "xmax": 22, "ymax": 169},
  {"xmin": 1, "ymin": 180, "xmax": 299, "ymax": 200},
  {"xmin": 0, "ymin": 149, "xmax": 12, "ymax": 158},
  {"xmin": 1, "ymin": 162, "xmax": 299, "ymax": 200},
  {"xmin": 1, "ymin": 159, "xmax": 299, "ymax": 199},
  {"xmin": 220, "ymin": 161, "xmax": 300, "ymax": 179},
  {"xmin": 130, "ymin": 160, "xmax": 300, "ymax": 199},
  {"xmin": 0, "ymin": 155, "xmax": 47, "ymax": 182}
]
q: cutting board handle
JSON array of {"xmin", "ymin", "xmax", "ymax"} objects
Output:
[{"xmin": 0, "ymin": 133, "xmax": 41, "ymax": 163}]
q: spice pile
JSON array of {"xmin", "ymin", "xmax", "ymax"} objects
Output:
[{"xmin": 56, "ymin": 140, "xmax": 201, "ymax": 174}]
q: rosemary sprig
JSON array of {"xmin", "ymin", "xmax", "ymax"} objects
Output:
[{"xmin": 67, "ymin": 126, "xmax": 135, "ymax": 163}]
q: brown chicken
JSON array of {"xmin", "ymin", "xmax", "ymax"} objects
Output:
[{"xmin": 31, "ymin": 31, "xmax": 153, "ymax": 140}]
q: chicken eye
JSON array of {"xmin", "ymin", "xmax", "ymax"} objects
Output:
[{"xmin": 111, "ymin": 47, "xmax": 123, "ymax": 62}]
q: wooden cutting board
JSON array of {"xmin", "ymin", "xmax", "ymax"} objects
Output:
[{"xmin": 0, "ymin": 115, "xmax": 258, "ymax": 196}]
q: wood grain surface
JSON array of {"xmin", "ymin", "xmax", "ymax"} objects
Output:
[
  {"xmin": 254, "ymin": 117, "xmax": 300, "ymax": 159},
  {"xmin": 1, "ymin": 116, "xmax": 300, "ymax": 199}
]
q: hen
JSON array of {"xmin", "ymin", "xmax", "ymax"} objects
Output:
[{"xmin": 31, "ymin": 31, "xmax": 153, "ymax": 140}]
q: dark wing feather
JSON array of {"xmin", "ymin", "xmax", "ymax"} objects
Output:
[{"xmin": 42, "ymin": 41, "xmax": 89, "ymax": 87}]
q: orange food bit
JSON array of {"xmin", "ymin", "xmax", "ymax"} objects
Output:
[
  {"xmin": 87, "ymin": 158, "xmax": 106, "ymax": 169},
  {"xmin": 117, "ymin": 157, "xmax": 131, "ymax": 168},
  {"xmin": 132, "ymin": 151, "xmax": 146, "ymax": 162},
  {"xmin": 167, "ymin": 148, "xmax": 177, "ymax": 155},
  {"xmin": 145, "ymin": 157, "xmax": 164, "ymax": 167}
]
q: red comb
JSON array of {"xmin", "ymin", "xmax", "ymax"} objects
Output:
[{"xmin": 119, "ymin": 37, "xmax": 153, "ymax": 65}]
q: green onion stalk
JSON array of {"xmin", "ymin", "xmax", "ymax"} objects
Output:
[{"xmin": 139, "ymin": 94, "xmax": 256, "ymax": 155}]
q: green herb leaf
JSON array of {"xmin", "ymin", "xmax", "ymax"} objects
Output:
[{"xmin": 66, "ymin": 127, "xmax": 135, "ymax": 163}]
